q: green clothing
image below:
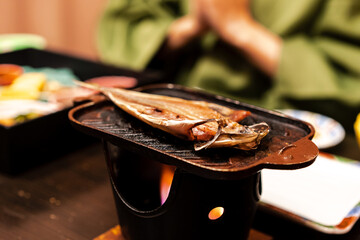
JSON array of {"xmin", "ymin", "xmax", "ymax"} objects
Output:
[{"xmin": 97, "ymin": 0, "xmax": 360, "ymax": 130}]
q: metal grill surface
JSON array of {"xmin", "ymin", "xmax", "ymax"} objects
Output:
[{"xmin": 69, "ymin": 84, "xmax": 318, "ymax": 179}]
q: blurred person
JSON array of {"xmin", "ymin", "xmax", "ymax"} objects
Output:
[{"xmin": 97, "ymin": 0, "xmax": 360, "ymax": 130}]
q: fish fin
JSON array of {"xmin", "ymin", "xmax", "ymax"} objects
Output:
[
  {"xmin": 248, "ymin": 122, "xmax": 270, "ymax": 138},
  {"xmin": 193, "ymin": 119, "xmax": 224, "ymax": 151}
]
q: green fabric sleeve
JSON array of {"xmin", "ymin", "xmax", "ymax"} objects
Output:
[
  {"xmin": 97, "ymin": 0, "xmax": 178, "ymax": 70},
  {"xmin": 275, "ymin": 36, "xmax": 340, "ymax": 99},
  {"xmin": 275, "ymin": 0, "xmax": 360, "ymax": 108},
  {"xmin": 275, "ymin": 35, "xmax": 360, "ymax": 107},
  {"xmin": 97, "ymin": 0, "xmax": 360, "ymax": 112}
]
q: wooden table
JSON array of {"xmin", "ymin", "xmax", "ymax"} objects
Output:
[
  {"xmin": 0, "ymin": 142, "xmax": 118, "ymax": 240},
  {"xmin": 93, "ymin": 225, "xmax": 273, "ymax": 240},
  {"xmin": 1, "ymin": 134, "xmax": 360, "ymax": 240}
]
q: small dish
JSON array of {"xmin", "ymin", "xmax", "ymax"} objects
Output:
[
  {"xmin": 86, "ymin": 76, "xmax": 137, "ymax": 88},
  {"xmin": 260, "ymin": 152, "xmax": 360, "ymax": 234},
  {"xmin": 278, "ymin": 109, "xmax": 345, "ymax": 149},
  {"xmin": 0, "ymin": 64, "xmax": 23, "ymax": 85}
]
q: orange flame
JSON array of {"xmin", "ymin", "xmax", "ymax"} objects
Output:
[
  {"xmin": 208, "ymin": 207, "xmax": 224, "ymax": 220},
  {"xmin": 160, "ymin": 165, "xmax": 175, "ymax": 205}
]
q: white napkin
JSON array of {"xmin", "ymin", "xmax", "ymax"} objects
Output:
[{"xmin": 261, "ymin": 154, "xmax": 360, "ymax": 226}]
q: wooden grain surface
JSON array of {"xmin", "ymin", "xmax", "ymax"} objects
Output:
[
  {"xmin": 0, "ymin": 0, "xmax": 106, "ymax": 60},
  {"xmin": 0, "ymin": 142, "xmax": 118, "ymax": 240},
  {"xmin": 0, "ymin": 137, "xmax": 360, "ymax": 240},
  {"xmin": 93, "ymin": 225, "xmax": 273, "ymax": 240}
]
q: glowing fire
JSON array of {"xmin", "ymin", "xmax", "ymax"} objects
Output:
[
  {"xmin": 159, "ymin": 165, "xmax": 224, "ymax": 220},
  {"xmin": 160, "ymin": 164, "xmax": 175, "ymax": 205},
  {"xmin": 208, "ymin": 207, "xmax": 224, "ymax": 220}
]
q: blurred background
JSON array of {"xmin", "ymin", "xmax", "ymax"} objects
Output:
[{"xmin": 0, "ymin": 0, "xmax": 107, "ymax": 60}]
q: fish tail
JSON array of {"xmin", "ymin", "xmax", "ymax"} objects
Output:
[{"xmin": 73, "ymin": 79, "xmax": 102, "ymax": 91}]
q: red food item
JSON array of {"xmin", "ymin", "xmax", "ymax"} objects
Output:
[
  {"xmin": 229, "ymin": 110, "xmax": 251, "ymax": 122},
  {"xmin": 0, "ymin": 64, "xmax": 23, "ymax": 86},
  {"xmin": 86, "ymin": 76, "xmax": 137, "ymax": 89}
]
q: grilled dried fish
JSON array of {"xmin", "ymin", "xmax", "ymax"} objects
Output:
[{"xmin": 75, "ymin": 80, "xmax": 269, "ymax": 151}]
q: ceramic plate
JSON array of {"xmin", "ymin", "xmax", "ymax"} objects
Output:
[
  {"xmin": 278, "ymin": 109, "xmax": 345, "ymax": 149},
  {"xmin": 260, "ymin": 153, "xmax": 360, "ymax": 234}
]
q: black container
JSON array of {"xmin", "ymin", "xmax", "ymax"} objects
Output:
[
  {"xmin": 0, "ymin": 49, "xmax": 160, "ymax": 174},
  {"xmin": 105, "ymin": 142, "xmax": 261, "ymax": 240}
]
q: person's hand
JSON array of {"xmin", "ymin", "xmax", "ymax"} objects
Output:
[
  {"xmin": 166, "ymin": 1, "xmax": 207, "ymax": 50},
  {"xmin": 195, "ymin": 0, "xmax": 253, "ymax": 45},
  {"xmin": 167, "ymin": 0, "xmax": 252, "ymax": 50},
  {"xmin": 197, "ymin": 0, "xmax": 282, "ymax": 76},
  {"xmin": 167, "ymin": 0, "xmax": 282, "ymax": 76}
]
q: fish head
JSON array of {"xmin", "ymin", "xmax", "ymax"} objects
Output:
[{"xmin": 194, "ymin": 121, "xmax": 270, "ymax": 151}]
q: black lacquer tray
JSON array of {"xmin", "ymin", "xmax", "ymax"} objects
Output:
[{"xmin": 0, "ymin": 49, "xmax": 160, "ymax": 174}]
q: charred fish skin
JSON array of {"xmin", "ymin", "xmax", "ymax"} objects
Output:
[{"xmin": 74, "ymin": 80, "xmax": 269, "ymax": 151}]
